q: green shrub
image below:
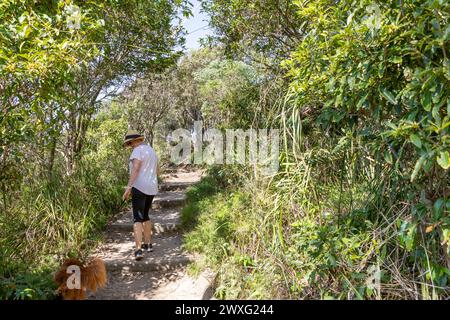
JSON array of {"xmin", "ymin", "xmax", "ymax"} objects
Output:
[
  {"xmin": 0, "ymin": 108, "xmax": 128, "ymax": 299},
  {"xmin": 0, "ymin": 267, "xmax": 57, "ymax": 300}
]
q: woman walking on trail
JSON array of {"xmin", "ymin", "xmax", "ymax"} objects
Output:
[{"xmin": 122, "ymin": 130, "xmax": 159, "ymax": 261}]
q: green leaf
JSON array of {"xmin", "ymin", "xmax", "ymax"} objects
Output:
[
  {"xmin": 384, "ymin": 150, "xmax": 393, "ymax": 164},
  {"xmin": 380, "ymin": 88, "xmax": 397, "ymax": 105},
  {"xmin": 432, "ymin": 104, "xmax": 441, "ymax": 122},
  {"xmin": 391, "ymin": 56, "xmax": 402, "ymax": 64},
  {"xmin": 442, "ymin": 228, "xmax": 450, "ymax": 256},
  {"xmin": 433, "ymin": 199, "xmax": 444, "ymax": 219},
  {"xmin": 422, "ymin": 92, "xmax": 432, "ymax": 111},
  {"xmin": 398, "ymin": 221, "xmax": 417, "ymax": 252},
  {"xmin": 326, "ymin": 253, "xmax": 337, "ymax": 267},
  {"xmin": 436, "ymin": 151, "xmax": 449, "ymax": 169},
  {"xmin": 356, "ymin": 93, "xmax": 369, "ymax": 109},
  {"xmin": 411, "ymin": 155, "xmax": 426, "ymax": 182},
  {"xmin": 409, "ymin": 134, "xmax": 422, "ymax": 148},
  {"xmin": 406, "ymin": 224, "xmax": 417, "ymax": 251},
  {"xmin": 378, "ymin": 62, "xmax": 385, "ymax": 78}
]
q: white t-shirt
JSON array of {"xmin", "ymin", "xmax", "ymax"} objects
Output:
[{"xmin": 129, "ymin": 143, "xmax": 158, "ymax": 195}]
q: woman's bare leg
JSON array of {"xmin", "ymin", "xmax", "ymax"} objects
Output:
[
  {"xmin": 143, "ymin": 220, "xmax": 152, "ymax": 244},
  {"xmin": 133, "ymin": 222, "xmax": 143, "ymax": 249}
]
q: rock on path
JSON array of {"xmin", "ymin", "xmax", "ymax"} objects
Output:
[{"xmin": 88, "ymin": 169, "xmax": 216, "ymax": 300}]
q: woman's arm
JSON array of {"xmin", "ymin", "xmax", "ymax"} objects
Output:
[{"xmin": 123, "ymin": 159, "xmax": 142, "ymax": 200}]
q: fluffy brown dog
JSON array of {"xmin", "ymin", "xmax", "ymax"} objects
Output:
[{"xmin": 54, "ymin": 258, "xmax": 107, "ymax": 300}]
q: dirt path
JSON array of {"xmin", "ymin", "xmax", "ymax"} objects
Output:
[{"xmin": 88, "ymin": 169, "xmax": 215, "ymax": 300}]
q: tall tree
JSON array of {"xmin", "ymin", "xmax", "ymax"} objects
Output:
[
  {"xmin": 124, "ymin": 71, "xmax": 179, "ymax": 145},
  {"xmin": 201, "ymin": 0, "xmax": 303, "ymax": 69},
  {"xmin": 61, "ymin": 0, "xmax": 190, "ymax": 173}
]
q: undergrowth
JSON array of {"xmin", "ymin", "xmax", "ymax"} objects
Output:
[
  {"xmin": 182, "ymin": 165, "xmax": 449, "ymax": 300},
  {"xmin": 0, "ymin": 114, "xmax": 128, "ymax": 300}
]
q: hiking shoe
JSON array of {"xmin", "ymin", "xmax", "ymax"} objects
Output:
[
  {"xmin": 134, "ymin": 249, "xmax": 143, "ymax": 261},
  {"xmin": 141, "ymin": 243, "xmax": 153, "ymax": 253}
]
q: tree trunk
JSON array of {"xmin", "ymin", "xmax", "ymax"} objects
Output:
[{"xmin": 47, "ymin": 135, "xmax": 57, "ymax": 178}]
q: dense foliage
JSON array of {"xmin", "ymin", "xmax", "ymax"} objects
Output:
[
  {"xmin": 181, "ymin": 0, "xmax": 449, "ymax": 299},
  {"xmin": 0, "ymin": 0, "xmax": 448, "ymax": 300},
  {"xmin": 284, "ymin": 0, "xmax": 449, "ymax": 294},
  {"xmin": 0, "ymin": 0, "xmax": 189, "ymax": 299}
]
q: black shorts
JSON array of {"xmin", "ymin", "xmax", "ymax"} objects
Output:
[{"xmin": 131, "ymin": 187, "xmax": 154, "ymax": 223}]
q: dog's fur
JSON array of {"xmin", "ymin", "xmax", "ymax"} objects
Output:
[{"xmin": 54, "ymin": 258, "xmax": 107, "ymax": 300}]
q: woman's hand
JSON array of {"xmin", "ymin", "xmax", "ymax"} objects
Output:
[{"xmin": 122, "ymin": 187, "xmax": 131, "ymax": 201}]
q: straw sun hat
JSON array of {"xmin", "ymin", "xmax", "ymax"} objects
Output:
[{"xmin": 123, "ymin": 130, "xmax": 144, "ymax": 147}]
